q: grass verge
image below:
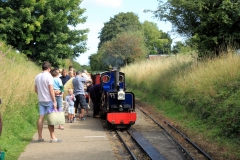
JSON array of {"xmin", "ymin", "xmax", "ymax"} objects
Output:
[
  {"xmin": 123, "ymin": 53, "xmax": 240, "ymax": 159},
  {"xmin": 0, "ymin": 42, "xmax": 40, "ymax": 160}
]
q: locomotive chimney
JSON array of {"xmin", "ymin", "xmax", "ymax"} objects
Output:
[{"xmin": 114, "ymin": 69, "xmax": 120, "ymax": 91}]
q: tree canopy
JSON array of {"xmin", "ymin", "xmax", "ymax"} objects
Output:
[
  {"xmin": 90, "ymin": 12, "xmax": 173, "ymax": 70},
  {"xmin": 98, "ymin": 31, "xmax": 147, "ymax": 68},
  {"xmin": 98, "ymin": 12, "xmax": 142, "ymax": 49},
  {"xmin": 0, "ymin": 0, "xmax": 88, "ymax": 66},
  {"xmin": 142, "ymin": 21, "xmax": 172, "ymax": 55},
  {"xmin": 151, "ymin": 0, "xmax": 240, "ymax": 57}
]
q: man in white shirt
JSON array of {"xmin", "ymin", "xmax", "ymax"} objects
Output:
[{"xmin": 34, "ymin": 61, "xmax": 62, "ymax": 143}]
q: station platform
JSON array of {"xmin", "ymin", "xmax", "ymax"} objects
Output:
[{"xmin": 18, "ymin": 109, "xmax": 116, "ymax": 160}]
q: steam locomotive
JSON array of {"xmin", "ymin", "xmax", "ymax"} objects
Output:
[{"xmin": 92, "ymin": 68, "xmax": 136, "ymax": 129}]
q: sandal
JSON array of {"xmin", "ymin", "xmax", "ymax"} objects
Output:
[
  {"xmin": 59, "ymin": 126, "xmax": 64, "ymax": 130},
  {"xmin": 50, "ymin": 138, "xmax": 62, "ymax": 143},
  {"xmin": 38, "ymin": 138, "xmax": 44, "ymax": 142}
]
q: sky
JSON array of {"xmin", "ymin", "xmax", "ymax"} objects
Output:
[{"xmin": 76, "ymin": 0, "xmax": 177, "ymax": 65}]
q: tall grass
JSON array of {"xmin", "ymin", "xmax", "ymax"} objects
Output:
[
  {"xmin": 0, "ymin": 42, "xmax": 41, "ymax": 160},
  {"xmin": 122, "ymin": 53, "xmax": 240, "ymax": 159},
  {"xmin": 123, "ymin": 54, "xmax": 194, "ymax": 99}
]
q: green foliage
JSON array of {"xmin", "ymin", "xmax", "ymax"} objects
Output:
[
  {"xmin": 81, "ymin": 65, "xmax": 91, "ymax": 73},
  {"xmin": 172, "ymin": 40, "xmax": 196, "ymax": 54},
  {"xmin": 0, "ymin": 42, "xmax": 40, "ymax": 159},
  {"xmin": 98, "ymin": 31, "xmax": 148, "ymax": 68},
  {"xmin": 142, "ymin": 21, "xmax": 172, "ymax": 55},
  {"xmin": 71, "ymin": 60, "xmax": 82, "ymax": 71},
  {"xmin": 217, "ymin": 90, "xmax": 240, "ymax": 140},
  {"xmin": 89, "ymin": 52, "xmax": 107, "ymax": 71},
  {"xmin": 98, "ymin": 12, "xmax": 142, "ymax": 49},
  {"xmin": 90, "ymin": 12, "xmax": 173, "ymax": 71},
  {"xmin": 0, "ymin": 0, "xmax": 89, "ymax": 67},
  {"xmin": 0, "ymin": 100, "xmax": 39, "ymax": 160},
  {"xmin": 151, "ymin": 0, "xmax": 240, "ymax": 57}
]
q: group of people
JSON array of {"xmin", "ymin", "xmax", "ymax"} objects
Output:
[{"xmin": 34, "ymin": 61, "xmax": 101, "ymax": 143}]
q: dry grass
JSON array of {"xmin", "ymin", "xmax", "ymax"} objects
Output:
[
  {"xmin": 0, "ymin": 42, "xmax": 42, "ymax": 159},
  {"xmin": 0, "ymin": 42, "xmax": 40, "ymax": 114},
  {"xmin": 121, "ymin": 52, "xmax": 240, "ymax": 159},
  {"xmin": 174, "ymin": 53, "xmax": 240, "ymax": 97},
  {"xmin": 122, "ymin": 54, "xmax": 194, "ymax": 90}
]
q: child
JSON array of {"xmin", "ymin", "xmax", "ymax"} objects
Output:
[{"xmin": 65, "ymin": 89, "xmax": 76, "ymax": 123}]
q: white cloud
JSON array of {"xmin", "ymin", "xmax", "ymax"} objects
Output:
[{"xmin": 89, "ymin": 0, "xmax": 122, "ymax": 8}]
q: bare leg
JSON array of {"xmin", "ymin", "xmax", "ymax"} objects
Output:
[
  {"xmin": 74, "ymin": 107, "xmax": 77, "ymax": 119},
  {"xmin": 37, "ymin": 115, "xmax": 44, "ymax": 139},
  {"xmin": 48, "ymin": 125, "xmax": 56, "ymax": 140}
]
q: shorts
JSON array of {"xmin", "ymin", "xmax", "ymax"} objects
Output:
[
  {"xmin": 74, "ymin": 94, "xmax": 87, "ymax": 109},
  {"xmin": 68, "ymin": 106, "xmax": 74, "ymax": 114},
  {"xmin": 38, "ymin": 101, "xmax": 54, "ymax": 116}
]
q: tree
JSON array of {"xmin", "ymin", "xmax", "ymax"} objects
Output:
[
  {"xmin": 72, "ymin": 60, "xmax": 82, "ymax": 71},
  {"xmin": 0, "ymin": 0, "xmax": 88, "ymax": 66},
  {"xmin": 89, "ymin": 52, "xmax": 106, "ymax": 71},
  {"xmin": 150, "ymin": 0, "xmax": 240, "ymax": 57},
  {"xmin": 142, "ymin": 21, "xmax": 172, "ymax": 55},
  {"xmin": 172, "ymin": 41, "xmax": 195, "ymax": 54},
  {"xmin": 98, "ymin": 12, "xmax": 142, "ymax": 49},
  {"xmin": 81, "ymin": 64, "xmax": 91, "ymax": 73},
  {"xmin": 98, "ymin": 31, "xmax": 147, "ymax": 68}
]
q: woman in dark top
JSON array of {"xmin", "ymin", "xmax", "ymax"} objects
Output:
[{"xmin": 60, "ymin": 69, "xmax": 70, "ymax": 85}]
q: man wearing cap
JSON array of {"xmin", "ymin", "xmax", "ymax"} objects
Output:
[{"xmin": 72, "ymin": 71, "xmax": 89, "ymax": 121}]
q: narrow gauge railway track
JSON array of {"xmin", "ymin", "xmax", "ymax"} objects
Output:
[
  {"xmin": 116, "ymin": 129, "xmax": 167, "ymax": 160},
  {"xmin": 115, "ymin": 130, "xmax": 140, "ymax": 160},
  {"xmin": 102, "ymin": 122, "xmax": 150, "ymax": 160},
  {"xmin": 136, "ymin": 104, "xmax": 213, "ymax": 160}
]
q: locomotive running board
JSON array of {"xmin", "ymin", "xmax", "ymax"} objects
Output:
[{"xmin": 128, "ymin": 130, "xmax": 166, "ymax": 160}]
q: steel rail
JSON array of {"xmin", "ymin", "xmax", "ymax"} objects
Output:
[
  {"xmin": 160, "ymin": 114, "xmax": 213, "ymax": 160},
  {"xmin": 127, "ymin": 129, "xmax": 166, "ymax": 160},
  {"xmin": 115, "ymin": 130, "xmax": 137, "ymax": 160},
  {"xmin": 137, "ymin": 106, "xmax": 213, "ymax": 160}
]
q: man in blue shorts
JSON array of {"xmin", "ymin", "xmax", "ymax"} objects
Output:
[
  {"xmin": 34, "ymin": 61, "xmax": 62, "ymax": 143},
  {"xmin": 72, "ymin": 71, "xmax": 89, "ymax": 121}
]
